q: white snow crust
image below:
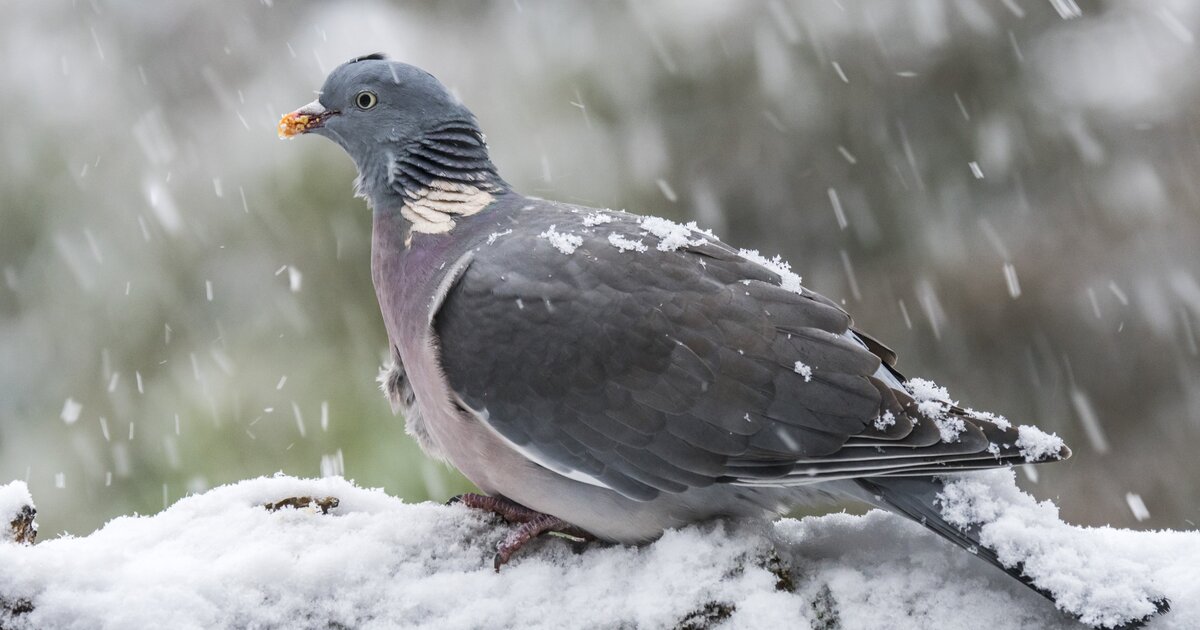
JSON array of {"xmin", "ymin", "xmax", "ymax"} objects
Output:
[
  {"xmin": 0, "ymin": 474, "xmax": 1195, "ymax": 629},
  {"xmin": 937, "ymin": 470, "xmax": 1182, "ymax": 628}
]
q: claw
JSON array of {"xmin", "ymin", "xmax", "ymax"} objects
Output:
[
  {"xmin": 493, "ymin": 513, "xmax": 569, "ymax": 571},
  {"xmin": 448, "ymin": 493, "xmax": 595, "ymax": 570}
]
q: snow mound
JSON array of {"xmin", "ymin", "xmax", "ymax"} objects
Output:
[
  {"xmin": 0, "ymin": 475, "xmax": 1196, "ymax": 629},
  {"xmin": 0, "ymin": 481, "xmax": 36, "ymax": 545}
]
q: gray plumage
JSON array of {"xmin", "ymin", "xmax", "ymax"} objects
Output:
[{"xmin": 282, "ymin": 53, "xmax": 1099, "ymax": 615}]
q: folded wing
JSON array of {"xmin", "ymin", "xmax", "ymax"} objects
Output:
[{"xmin": 435, "ymin": 209, "xmax": 1069, "ymax": 501}]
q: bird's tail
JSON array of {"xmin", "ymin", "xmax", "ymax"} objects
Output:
[
  {"xmin": 855, "ymin": 476, "xmax": 1169, "ymax": 630},
  {"xmin": 855, "ymin": 476, "xmax": 1046, "ymax": 595}
]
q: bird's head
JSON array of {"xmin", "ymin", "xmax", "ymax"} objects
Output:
[
  {"xmin": 279, "ymin": 54, "xmax": 502, "ymax": 215},
  {"xmin": 280, "ymin": 53, "xmax": 470, "ymax": 146}
]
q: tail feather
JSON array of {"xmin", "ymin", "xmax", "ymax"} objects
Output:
[
  {"xmin": 856, "ymin": 476, "xmax": 1169, "ymax": 630},
  {"xmin": 855, "ymin": 477, "xmax": 1047, "ymax": 596}
]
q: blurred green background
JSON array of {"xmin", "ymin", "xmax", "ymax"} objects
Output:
[{"xmin": 3, "ymin": 0, "xmax": 1199, "ymax": 537}]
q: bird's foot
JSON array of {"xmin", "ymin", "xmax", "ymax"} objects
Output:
[
  {"xmin": 493, "ymin": 513, "xmax": 576, "ymax": 571},
  {"xmin": 448, "ymin": 493, "xmax": 544, "ymax": 524},
  {"xmin": 448, "ymin": 493, "xmax": 595, "ymax": 569}
]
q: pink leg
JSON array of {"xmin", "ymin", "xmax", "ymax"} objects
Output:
[
  {"xmin": 494, "ymin": 513, "xmax": 574, "ymax": 571},
  {"xmin": 449, "ymin": 493, "xmax": 595, "ymax": 569},
  {"xmin": 449, "ymin": 493, "xmax": 544, "ymax": 524}
]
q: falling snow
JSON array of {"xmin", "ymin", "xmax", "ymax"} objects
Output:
[
  {"xmin": 5, "ymin": 7, "xmax": 1200, "ymax": 621},
  {"xmin": 59, "ymin": 399, "xmax": 82, "ymax": 425},
  {"xmin": 1126, "ymin": 493, "xmax": 1151, "ymax": 522},
  {"xmin": 288, "ymin": 266, "xmax": 303, "ymax": 293}
]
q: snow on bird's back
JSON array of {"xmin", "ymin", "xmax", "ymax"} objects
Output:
[
  {"xmin": 737, "ymin": 248, "xmax": 804, "ymax": 294},
  {"xmin": 906, "ymin": 377, "xmax": 1064, "ymax": 458},
  {"xmin": 582, "ymin": 212, "xmax": 613, "ymax": 227},
  {"xmin": 906, "ymin": 377, "xmax": 966, "ymax": 443},
  {"xmin": 538, "ymin": 225, "xmax": 583, "ymax": 255},
  {"xmin": 638, "ymin": 216, "xmax": 710, "ymax": 252},
  {"xmin": 1014, "ymin": 425, "xmax": 1067, "ymax": 462}
]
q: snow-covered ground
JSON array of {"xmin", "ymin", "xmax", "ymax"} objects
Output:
[{"xmin": 0, "ymin": 474, "xmax": 1196, "ymax": 630}]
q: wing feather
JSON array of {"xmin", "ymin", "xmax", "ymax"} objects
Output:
[{"xmin": 433, "ymin": 206, "xmax": 1067, "ymax": 500}]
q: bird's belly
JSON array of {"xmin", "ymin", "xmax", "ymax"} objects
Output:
[
  {"xmin": 430, "ymin": 412, "xmax": 848, "ymax": 542},
  {"xmin": 494, "ymin": 466, "xmax": 848, "ymax": 543}
]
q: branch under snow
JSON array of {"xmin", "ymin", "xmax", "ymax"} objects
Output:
[{"xmin": 0, "ymin": 475, "xmax": 1195, "ymax": 629}]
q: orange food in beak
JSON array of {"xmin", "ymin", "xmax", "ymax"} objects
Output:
[
  {"xmin": 278, "ymin": 100, "xmax": 331, "ymax": 139},
  {"xmin": 278, "ymin": 112, "xmax": 314, "ymax": 139}
]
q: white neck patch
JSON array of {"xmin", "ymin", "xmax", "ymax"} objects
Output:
[{"xmin": 401, "ymin": 179, "xmax": 495, "ymax": 234}]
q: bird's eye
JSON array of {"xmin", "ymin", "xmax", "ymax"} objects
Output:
[{"xmin": 355, "ymin": 91, "xmax": 378, "ymax": 110}]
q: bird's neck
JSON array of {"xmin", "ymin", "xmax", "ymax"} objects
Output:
[{"xmin": 360, "ymin": 120, "xmax": 509, "ymax": 236}]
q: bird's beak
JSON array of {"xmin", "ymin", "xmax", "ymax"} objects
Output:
[{"xmin": 278, "ymin": 100, "xmax": 337, "ymax": 139}]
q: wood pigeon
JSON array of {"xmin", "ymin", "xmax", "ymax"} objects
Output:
[{"xmin": 280, "ymin": 53, "xmax": 1087, "ymax": 608}]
